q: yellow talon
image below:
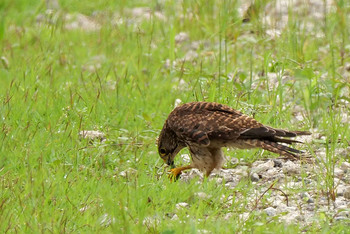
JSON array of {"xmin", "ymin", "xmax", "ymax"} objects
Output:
[
  {"xmin": 167, "ymin": 165, "xmax": 193, "ymax": 181},
  {"xmin": 168, "ymin": 168, "xmax": 182, "ymax": 181}
]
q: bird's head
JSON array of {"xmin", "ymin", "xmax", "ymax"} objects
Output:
[{"xmin": 157, "ymin": 125, "xmax": 183, "ymax": 168}]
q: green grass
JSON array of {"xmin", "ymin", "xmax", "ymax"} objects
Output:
[{"xmin": 1, "ymin": 0, "xmax": 350, "ymax": 233}]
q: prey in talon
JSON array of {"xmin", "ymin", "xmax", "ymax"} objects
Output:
[{"xmin": 157, "ymin": 102, "xmax": 311, "ymax": 180}]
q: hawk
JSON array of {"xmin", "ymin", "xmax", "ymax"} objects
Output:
[{"xmin": 157, "ymin": 102, "xmax": 310, "ymax": 179}]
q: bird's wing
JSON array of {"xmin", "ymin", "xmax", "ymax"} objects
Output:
[
  {"xmin": 167, "ymin": 102, "xmax": 265, "ymax": 145},
  {"xmin": 168, "ymin": 102, "xmax": 309, "ymax": 146},
  {"xmin": 182, "ymin": 102, "xmax": 309, "ymax": 139}
]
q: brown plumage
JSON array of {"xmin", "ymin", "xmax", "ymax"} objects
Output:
[{"xmin": 157, "ymin": 102, "xmax": 310, "ymax": 178}]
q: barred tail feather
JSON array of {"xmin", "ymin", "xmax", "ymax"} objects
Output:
[{"xmin": 244, "ymin": 139, "xmax": 304, "ymax": 159}]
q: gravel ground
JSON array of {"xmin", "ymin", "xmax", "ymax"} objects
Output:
[{"xmin": 175, "ymin": 140, "xmax": 350, "ymax": 227}]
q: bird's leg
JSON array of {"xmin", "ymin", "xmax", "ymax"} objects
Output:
[
  {"xmin": 205, "ymin": 169, "xmax": 214, "ymax": 177},
  {"xmin": 168, "ymin": 165, "xmax": 193, "ymax": 181}
]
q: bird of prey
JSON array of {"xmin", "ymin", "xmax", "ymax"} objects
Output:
[{"xmin": 157, "ymin": 102, "xmax": 310, "ymax": 179}]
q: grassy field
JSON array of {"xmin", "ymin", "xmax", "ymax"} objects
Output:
[{"xmin": 1, "ymin": 0, "xmax": 350, "ymax": 233}]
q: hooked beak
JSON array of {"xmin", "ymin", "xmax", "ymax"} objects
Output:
[{"xmin": 166, "ymin": 156, "xmax": 175, "ymax": 169}]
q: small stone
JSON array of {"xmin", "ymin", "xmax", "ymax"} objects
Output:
[
  {"xmin": 99, "ymin": 213, "xmax": 116, "ymax": 227},
  {"xmin": 345, "ymin": 63, "xmax": 350, "ymax": 72},
  {"xmin": 301, "ymin": 192, "xmax": 314, "ymax": 204},
  {"xmin": 79, "ymin": 206, "xmax": 89, "ymax": 213},
  {"xmin": 336, "ymin": 185, "xmax": 347, "ymax": 197},
  {"xmin": 283, "ymin": 161, "xmax": 300, "ymax": 174},
  {"xmin": 265, "ymin": 168, "xmax": 281, "ymax": 179},
  {"xmin": 336, "ymin": 204, "xmax": 348, "ymax": 210},
  {"xmin": 79, "ymin": 130, "xmax": 106, "ymax": 142},
  {"xmin": 119, "ymin": 168, "xmax": 138, "ymax": 178},
  {"xmin": 264, "ymin": 207, "xmax": 277, "ymax": 216},
  {"xmin": 250, "ymin": 172, "xmax": 260, "ymax": 182},
  {"xmin": 285, "ymin": 181, "xmax": 302, "ymax": 189},
  {"xmin": 337, "ymin": 210, "xmax": 350, "ymax": 218},
  {"xmin": 0, "ymin": 56, "xmax": 9, "ymax": 69},
  {"xmin": 273, "ymin": 159, "xmax": 283, "ymax": 167},
  {"xmin": 195, "ymin": 192, "xmax": 211, "ymax": 199},
  {"xmin": 183, "ymin": 50, "xmax": 198, "ymax": 61},
  {"xmin": 239, "ymin": 212, "xmax": 249, "ymax": 220},
  {"xmin": 174, "ymin": 99, "xmax": 182, "ymax": 108},
  {"xmin": 252, "ymin": 160, "xmax": 274, "ymax": 173},
  {"xmin": 171, "ymin": 214, "xmax": 179, "ymax": 220},
  {"xmin": 225, "ymin": 181, "xmax": 238, "ymax": 189},
  {"xmin": 276, "ymin": 202, "xmax": 288, "ymax": 213},
  {"xmin": 142, "ymin": 216, "xmax": 160, "ymax": 226},
  {"xmin": 220, "ymin": 169, "xmax": 237, "ymax": 182},
  {"xmin": 234, "ymin": 167, "xmax": 248, "ymax": 177},
  {"xmin": 198, "ymin": 229, "xmax": 210, "ymax": 234},
  {"xmin": 341, "ymin": 162, "xmax": 350, "ymax": 171},
  {"xmin": 334, "ymin": 167, "xmax": 344, "ymax": 177},
  {"xmin": 343, "ymin": 187, "xmax": 350, "ymax": 199},
  {"xmin": 334, "ymin": 216, "xmax": 350, "ymax": 221},
  {"xmin": 65, "ymin": 13, "xmax": 101, "ymax": 32},
  {"xmin": 175, "ymin": 32, "xmax": 190, "ymax": 44},
  {"xmin": 176, "ymin": 202, "xmax": 189, "ymax": 210},
  {"xmin": 227, "ymin": 157, "xmax": 239, "ymax": 165},
  {"xmin": 306, "ymin": 204, "xmax": 315, "ymax": 211},
  {"xmin": 224, "ymin": 213, "xmax": 233, "ymax": 220},
  {"xmin": 215, "ymin": 177, "xmax": 223, "ymax": 184},
  {"xmin": 280, "ymin": 213, "xmax": 302, "ymax": 224}
]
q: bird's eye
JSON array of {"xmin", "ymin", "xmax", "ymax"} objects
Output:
[{"xmin": 159, "ymin": 148, "xmax": 166, "ymax": 156}]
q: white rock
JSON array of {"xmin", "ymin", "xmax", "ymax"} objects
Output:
[
  {"xmin": 343, "ymin": 187, "xmax": 350, "ymax": 199},
  {"xmin": 183, "ymin": 50, "xmax": 198, "ymax": 61},
  {"xmin": 336, "ymin": 185, "xmax": 347, "ymax": 197},
  {"xmin": 334, "ymin": 198, "xmax": 347, "ymax": 208},
  {"xmin": 334, "ymin": 167, "xmax": 344, "ymax": 177},
  {"xmin": 283, "ymin": 161, "xmax": 300, "ymax": 174},
  {"xmin": 224, "ymin": 213, "xmax": 233, "ymax": 220},
  {"xmin": 341, "ymin": 162, "xmax": 350, "ymax": 171},
  {"xmin": 119, "ymin": 168, "xmax": 138, "ymax": 177},
  {"xmin": 65, "ymin": 13, "xmax": 101, "ymax": 32},
  {"xmin": 336, "ymin": 210, "xmax": 350, "ymax": 219},
  {"xmin": 239, "ymin": 212, "xmax": 250, "ymax": 221},
  {"xmin": 225, "ymin": 181, "xmax": 238, "ymax": 189},
  {"xmin": 142, "ymin": 216, "xmax": 160, "ymax": 226},
  {"xmin": 79, "ymin": 206, "xmax": 89, "ymax": 212},
  {"xmin": 284, "ymin": 181, "xmax": 302, "ymax": 189},
  {"xmin": 215, "ymin": 177, "xmax": 223, "ymax": 184},
  {"xmin": 273, "ymin": 159, "xmax": 283, "ymax": 167},
  {"xmin": 334, "ymin": 177, "xmax": 341, "ymax": 185},
  {"xmin": 301, "ymin": 192, "xmax": 314, "ymax": 203},
  {"xmin": 265, "ymin": 168, "xmax": 280, "ymax": 178},
  {"xmin": 264, "ymin": 207, "xmax": 277, "ymax": 216},
  {"xmin": 174, "ymin": 99, "xmax": 182, "ymax": 108},
  {"xmin": 79, "ymin": 130, "xmax": 106, "ymax": 141},
  {"xmin": 220, "ymin": 169, "xmax": 238, "ymax": 182},
  {"xmin": 252, "ymin": 160, "xmax": 274, "ymax": 173},
  {"xmin": 99, "ymin": 213, "xmax": 116, "ymax": 227},
  {"xmin": 175, "ymin": 32, "xmax": 190, "ymax": 44},
  {"xmin": 235, "ymin": 166, "xmax": 249, "ymax": 177},
  {"xmin": 176, "ymin": 202, "xmax": 189, "ymax": 210},
  {"xmin": 334, "ymin": 216, "xmax": 350, "ymax": 221},
  {"xmin": 276, "ymin": 202, "xmax": 288, "ymax": 213},
  {"xmin": 198, "ymin": 229, "xmax": 210, "ymax": 234},
  {"xmin": 195, "ymin": 192, "xmax": 211, "ymax": 199},
  {"xmin": 250, "ymin": 172, "xmax": 260, "ymax": 182},
  {"xmin": 306, "ymin": 204, "xmax": 315, "ymax": 211},
  {"xmin": 280, "ymin": 213, "xmax": 302, "ymax": 224},
  {"xmin": 226, "ymin": 157, "xmax": 239, "ymax": 165}
]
